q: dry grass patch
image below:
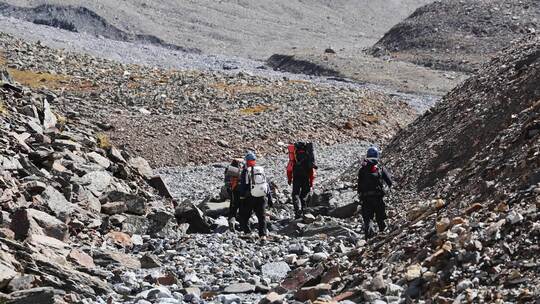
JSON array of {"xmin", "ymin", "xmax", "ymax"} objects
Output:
[
  {"xmin": 96, "ymin": 133, "xmax": 112, "ymax": 149},
  {"xmin": 0, "ymin": 101, "xmax": 8, "ymax": 115},
  {"xmin": 240, "ymin": 105, "xmax": 273, "ymax": 115},
  {"xmin": 7, "ymin": 68, "xmax": 67, "ymax": 89}
]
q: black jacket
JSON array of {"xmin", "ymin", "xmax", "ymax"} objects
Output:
[{"xmin": 357, "ymin": 159, "xmax": 392, "ymax": 196}]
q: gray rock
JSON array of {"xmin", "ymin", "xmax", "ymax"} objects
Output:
[
  {"xmin": 9, "ymin": 287, "xmax": 58, "ymax": 304},
  {"xmin": 104, "ymin": 191, "xmax": 147, "ymax": 215},
  {"xmin": 363, "ymin": 290, "xmax": 382, "ymax": 302},
  {"xmin": 21, "ymin": 180, "xmax": 47, "ymax": 194},
  {"xmin": 311, "ymin": 252, "xmax": 329, "ymax": 262},
  {"xmin": 261, "ymin": 262, "xmax": 291, "ymax": 282},
  {"xmin": 218, "ymin": 294, "xmax": 241, "ymax": 304},
  {"xmin": 122, "ymin": 214, "xmax": 150, "ymax": 235},
  {"xmin": 87, "ymin": 151, "xmax": 111, "ymax": 168},
  {"xmin": 42, "ymin": 99, "xmax": 57, "ymax": 130},
  {"xmin": 11, "ymin": 208, "xmax": 68, "ymax": 241},
  {"xmin": 7, "ymin": 275, "xmax": 38, "ymax": 292},
  {"xmin": 289, "ymin": 243, "xmax": 310, "ymax": 255},
  {"xmin": 175, "ymin": 203, "xmax": 211, "ymax": 234},
  {"xmin": 224, "ymin": 282, "xmax": 256, "ymax": 294},
  {"xmin": 42, "ymin": 186, "xmax": 74, "ymax": 217},
  {"xmin": 329, "ymin": 202, "xmax": 359, "ymax": 218},
  {"xmin": 456, "ymin": 279, "xmax": 473, "ymax": 291},
  {"xmin": 78, "ymin": 171, "xmax": 112, "ymax": 196},
  {"xmin": 140, "ymin": 253, "xmax": 162, "ymax": 269},
  {"xmin": 129, "ymin": 157, "xmax": 153, "ymax": 179},
  {"xmin": 0, "ymin": 263, "xmax": 18, "ymax": 290},
  {"xmin": 386, "ymin": 283, "xmax": 404, "ymax": 296},
  {"xmin": 371, "ymin": 273, "xmax": 386, "ymax": 291},
  {"xmin": 101, "ymin": 201, "xmax": 128, "ymax": 215},
  {"xmin": 108, "ymin": 147, "xmax": 127, "ymax": 163}
]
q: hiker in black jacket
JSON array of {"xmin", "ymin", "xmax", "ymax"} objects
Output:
[{"xmin": 357, "ymin": 146, "xmax": 393, "ymax": 239}]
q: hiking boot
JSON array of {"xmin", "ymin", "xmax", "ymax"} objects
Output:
[{"xmin": 228, "ymin": 218, "xmax": 236, "ymax": 232}]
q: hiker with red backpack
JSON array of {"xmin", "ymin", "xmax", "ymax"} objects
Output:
[
  {"xmin": 238, "ymin": 152, "xmax": 273, "ymax": 237},
  {"xmin": 287, "ymin": 142, "xmax": 317, "ymax": 219},
  {"xmin": 357, "ymin": 146, "xmax": 393, "ymax": 239},
  {"xmin": 224, "ymin": 158, "xmax": 244, "ymax": 232}
]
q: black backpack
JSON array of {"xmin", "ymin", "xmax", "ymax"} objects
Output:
[
  {"xmin": 358, "ymin": 162, "xmax": 384, "ymax": 196},
  {"xmin": 293, "ymin": 142, "xmax": 315, "ymax": 176}
]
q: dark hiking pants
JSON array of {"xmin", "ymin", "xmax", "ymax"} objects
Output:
[
  {"xmin": 361, "ymin": 195, "xmax": 386, "ymax": 239},
  {"xmin": 292, "ymin": 177, "xmax": 310, "ymax": 217},
  {"xmin": 227, "ymin": 189, "xmax": 240, "ymax": 219},
  {"xmin": 239, "ymin": 196, "xmax": 267, "ymax": 236}
]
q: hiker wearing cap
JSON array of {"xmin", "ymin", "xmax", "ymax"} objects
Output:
[
  {"xmin": 357, "ymin": 146, "xmax": 393, "ymax": 239},
  {"xmin": 224, "ymin": 158, "xmax": 244, "ymax": 231},
  {"xmin": 238, "ymin": 152, "xmax": 273, "ymax": 237}
]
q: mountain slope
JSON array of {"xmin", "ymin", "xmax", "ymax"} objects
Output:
[
  {"xmin": 385, "ymin": 34, "xmax": 540, "ymax": 205},
  {"xmin": 371, "ymin": 0, "xmax": 539, "ymax": 72},
  {"xmin": 314, "ymin": 34, "xmax": 539, "ymax": 303},
  {"xmin": 0, "ymin": 0, "xmax": 433, "ymax": 58}
]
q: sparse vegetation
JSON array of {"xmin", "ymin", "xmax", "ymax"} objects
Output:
[
  {"xmin": 239, "ymin": 105, "xmax": 273, "ymax": 115},
  {"xmin": 0, "ymin": 101, "xmax": 8, "ymax": 115},
  {"xmin": 7, "ymin": 68, "xmax": 67, "ymax": 89},
  {"xmin": 96, "ymin": 132, "xmax": 112, "ymax": 149}
]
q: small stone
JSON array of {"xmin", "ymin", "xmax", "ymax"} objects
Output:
[
  {"xmin": 218, "ymin": 294, "xmax": 241, "ymax": 304},
  {"xmin": 311, "ymin": 252, "xmax": 329, "ymax": 262},
  {"xmin": 106, "ymin": 231, "xmax": 133, "ymax": 248},
  {"xmin": 295, "ymin": 283, "xmax": 331, "ymax": 302},
  {"xmin": 101, "ymin": 201, "xmax": 128, "ymax": 215},
  {"xmin": 140, "ymin": 253, "xmax": 162, "ymax": 269},
  {"xmin": 456, "ymin": 279, "xmax": 473, "ymax": 291},
  {"xmin": 68, "ymin": 249, "xmax": 95, "ymax": 268},
  {"xmin": 506, "ymin": 210, "xmax": 524, "ymax": 224},
  {"xmin": 405, "ymin": 264, "xmax": 422, "ymax": 281},
  {"xmin": 87, "ymin": 152, "xmax": 111, "ymax": 168},
  {"xmin": 259, "ymin": 292, "xmax": 284, "ymax": 304},
  {"xmin": 371, "ymin": 273, "xmax": 386, "ymax": 291},
  {"xmin": 261, "ymin": 262, "xmax": 291, "ymax": 282},
  {"xmin": 224, "ymin": 283, "xmax": 256, "ymax": 294},
  {"xmin": 436, "ymin": 217, "xmax": 451, "ymax": 234}
]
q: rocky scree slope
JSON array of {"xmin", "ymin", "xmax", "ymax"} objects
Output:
[
  {"xmin": 371, "ymin": 0, "xmax": 539, "ymax": 72},
  {"xmin": 0, "ymin": 2, "xmax": 200, "ymax": 53},
  {"xmin": 316, "ymin": 35, "xmax": 540, "ymax": 302},
  {"xmin": 0, "ymin": 64, "xmax": 194, "ymax": 303},
  {"xmin": 0, "ymin": 33, "xmax": 416, "ymax": 168}
]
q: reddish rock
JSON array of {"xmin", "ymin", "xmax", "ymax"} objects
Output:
[
  {"xmin": 106, "ymin": 231, "xmax": 133, "ymax": 248},
  {"xmin": 68, "ymin": 249, "xmax": 95, "ymax": 268},
  {"xmin": 294, "ymin": 283, "xmax": 331, "ymax": 302}
]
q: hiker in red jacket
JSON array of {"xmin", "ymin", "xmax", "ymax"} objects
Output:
[{"xmin": 287, "ymin": 142, "xmax": 317, "ymax": 219}]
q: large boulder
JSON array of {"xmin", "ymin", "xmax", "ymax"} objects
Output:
[
  {"xmin": 328, "ymin": 202, "xmax": 359, "ymax": 219},
  {"xmin": 41, "ymin": 186, "xmax": 74, "ymax": 218},
  {"xmin": 175, "ymin": 203, "xmax": 211, "ymax": 234},
  {"xmin": 10, "ymin": 208, "xmax": 68, "ymax": 241},
  {"xmin": 0, "ymin": 262, "xmax": 18, "ymax": 290},
  {"xmin": 103, "ymin": 191, "xmax": 146, "ymax": 215},
  {"xmin": 76, "ymin": 171, "xmax": 112, "ymax": 196},
  {"xmin": 128, "ymin": 157, "xmax": 153, "ymax": 179},
  {"xmin": 8, "ymin": 287, "xmax": 58, "ymax": 304},
  {"xmin": 147, "ymin": 209, "xmax": 179, "ymax": 238}
]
